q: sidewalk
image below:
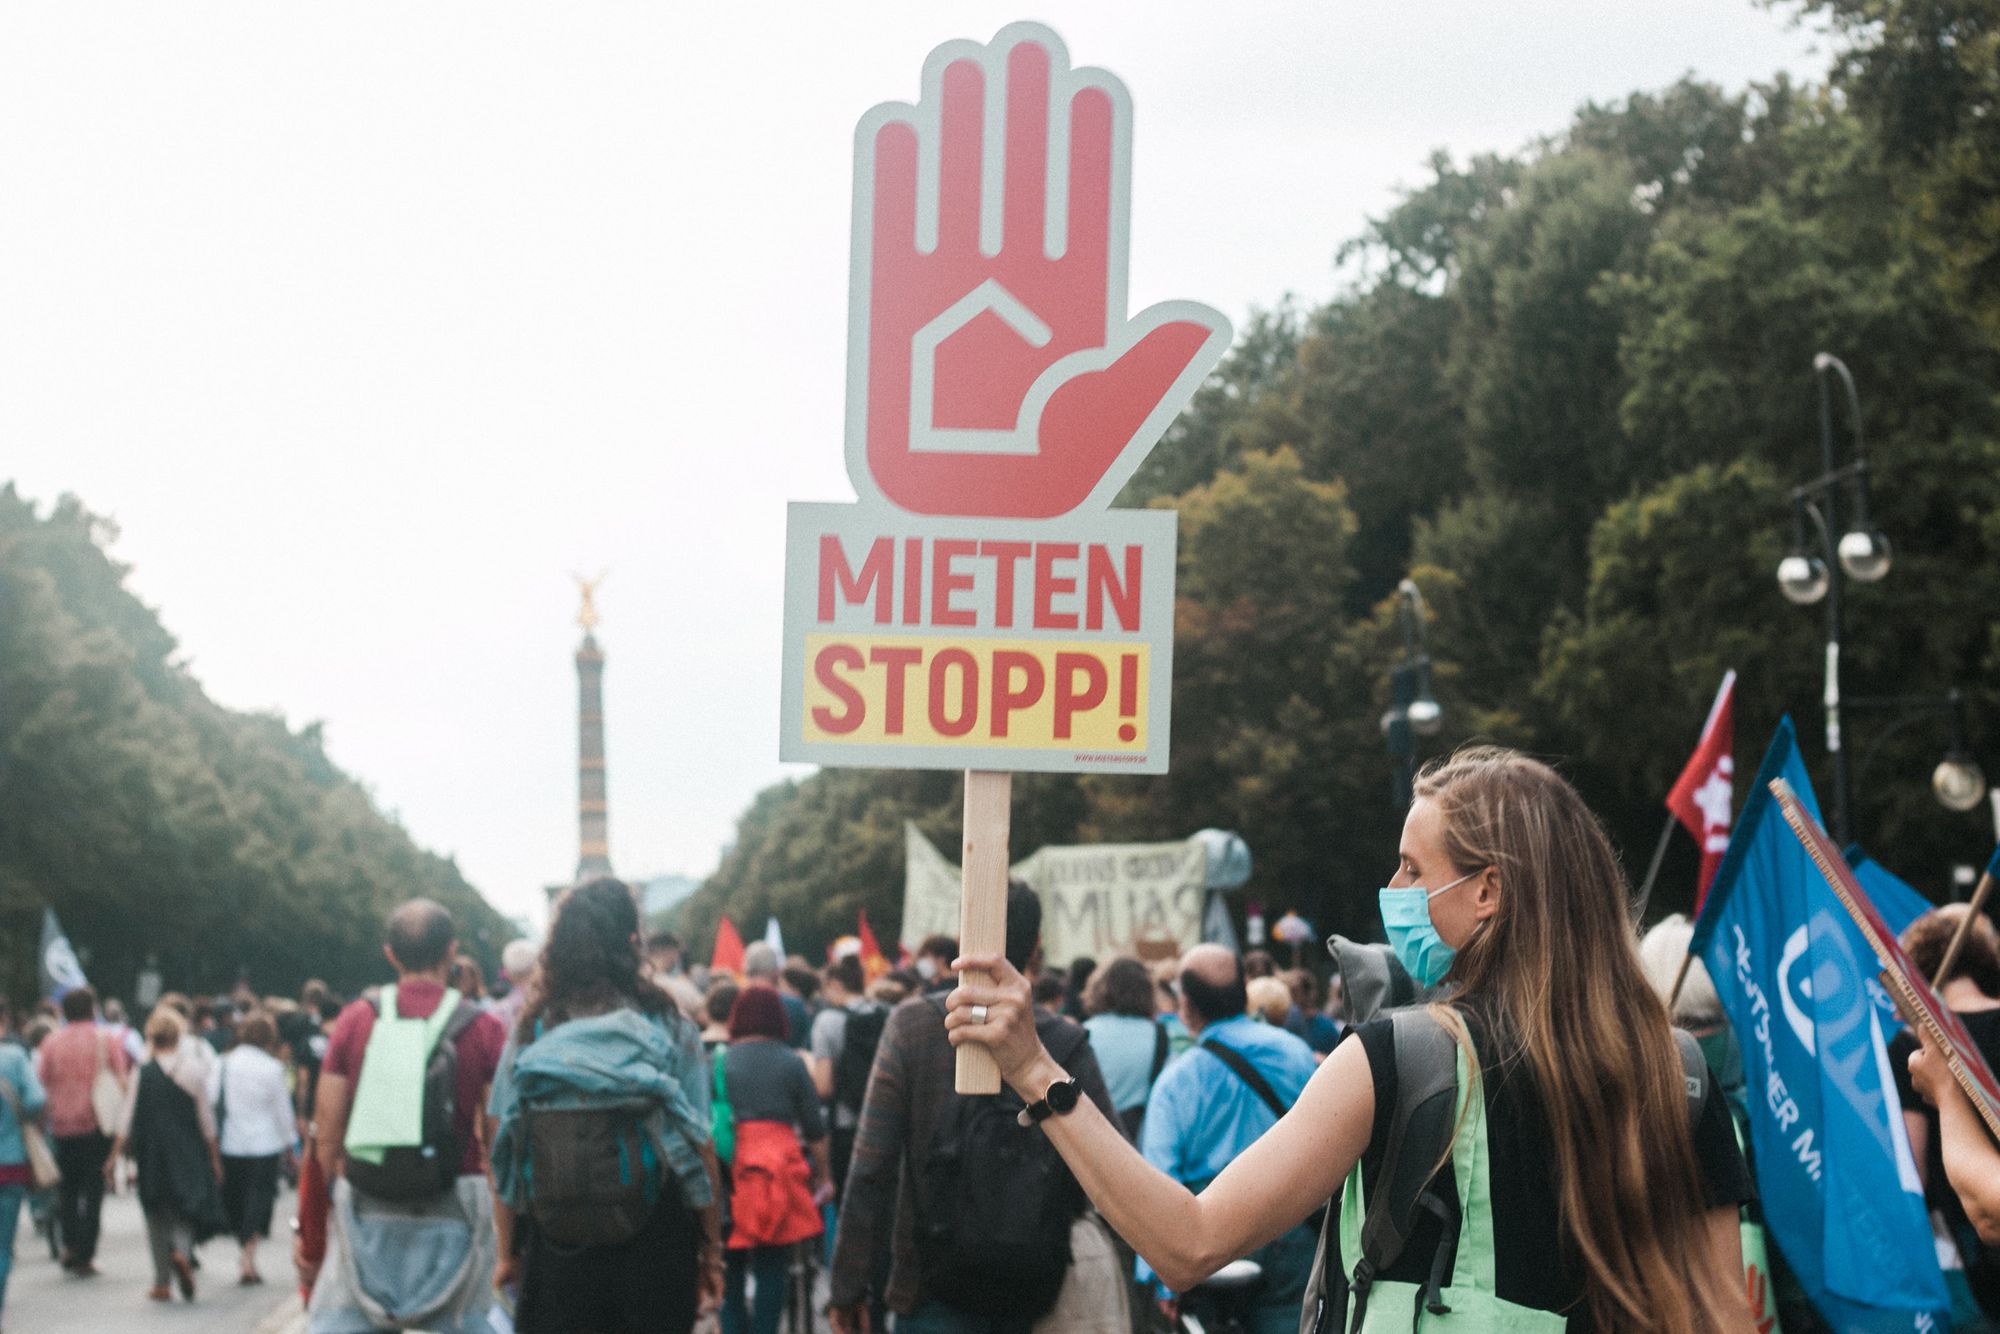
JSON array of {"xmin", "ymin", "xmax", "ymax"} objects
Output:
[{"xmin": 5, "ymin": 1184, "xmax": 298, "ymax": 1334}]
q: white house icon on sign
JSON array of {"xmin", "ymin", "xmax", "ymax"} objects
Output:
[{"xmin": 908, "ymin": 279, "xmax": 1054, "ymax": 456}]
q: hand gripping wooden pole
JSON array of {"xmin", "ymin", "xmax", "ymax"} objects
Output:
[{"xmin": 955, "ymin": 770, "xmax": 1011, "ymax": 1094}]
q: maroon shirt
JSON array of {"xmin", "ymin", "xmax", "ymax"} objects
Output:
[{"xmin": 322, "ymin": 981, "xmax": 506, "ymax": 1177}]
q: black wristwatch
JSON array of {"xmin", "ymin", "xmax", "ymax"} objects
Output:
[{"xmin": 1016, "ymin": 1076, "xmax": 1082, "ymax": 1127}]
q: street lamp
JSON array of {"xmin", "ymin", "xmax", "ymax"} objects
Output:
[
  {"xmin": 1382, "ymin": 578, "xmax": 1442, "ymax": 807},
  {"xmin": 1774, "ymin": 352, "xmax": 1891, "ymax": 843},
  {"xmin": 1847, "ymin": 691, "xmax": 1988, "ymax": 825}
]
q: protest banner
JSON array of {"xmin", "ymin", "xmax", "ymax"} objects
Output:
[
  {"xmin": 781, "ymin": 23, "xmax": 1228, "ymax": 1090},
  {"xmin": 902, "ymin": 823, "xmax": 1208, "ymax": 967},
  {"xmin": 1774, "ymin": 780, "xmax": 2000, "ymax": 1142},
  {"xmin": 1689, "ymin": 719, "xmax": 1947, "ymax": 1329}
]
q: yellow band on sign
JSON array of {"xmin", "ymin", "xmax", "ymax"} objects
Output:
[{"xmin": 802, "ymin": 634, "xmax": 1149, "ymax": 752}]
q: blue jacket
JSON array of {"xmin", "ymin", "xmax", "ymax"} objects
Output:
[
  {"xmin": 488, "ymin": 1008, "xmax": 712, "ymax": 1211},
  {"xmin": 0, "ymin": 1043, "xmax": 48, "ymax": 1168}
]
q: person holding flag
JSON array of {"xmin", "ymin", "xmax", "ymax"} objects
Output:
[{"xmin": 947, "ymin": 746, "xmax": 1753, "ymax": 1332}]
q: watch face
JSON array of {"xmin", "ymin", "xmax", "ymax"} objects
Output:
[{"xmin": 1046, "ymin": 1079, "xmax": 1081, "ymax": 1114}]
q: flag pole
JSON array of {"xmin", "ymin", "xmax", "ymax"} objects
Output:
[
  {"xmin": 1933, "ymin": 869, "xmax": 1997, "ymax": 990},
  {"xmin": 1631, "ymin": 810, "xmax": 1679, "ymax": 924},
  {"xmin": 1667, "ymin": 952, "xmax": 1696, "ymax": 1011}
]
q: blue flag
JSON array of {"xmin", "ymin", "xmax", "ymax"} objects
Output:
[
  {"xmin": 1845, "ymin": 848, "xmax": 1933, "ymax": 941},
  {"xmin": 1690, "ymin": 718, "xmax": 1946, "ymax": 1329}
]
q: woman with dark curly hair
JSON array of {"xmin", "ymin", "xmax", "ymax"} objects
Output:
[{"xmin": 488, "ymin": 878, "xmax": 725, "ymax": 1334}]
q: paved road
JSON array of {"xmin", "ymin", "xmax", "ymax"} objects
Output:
[
  {"xmin": 7, "ymin": 1185, "xmax": 837, "ymax": 1333},
  {"xmin": 5, "ymin": 1185, "xmax": 301, "ymax": 1334}
]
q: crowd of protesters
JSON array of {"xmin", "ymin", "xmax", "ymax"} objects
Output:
[{"xmin": 8, "ymin": 748, "xmax": 2000, "ymax": 1334}]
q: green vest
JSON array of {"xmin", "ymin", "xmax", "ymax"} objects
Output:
[{"xmin": 1338, "ymin": 1042, "xmax": 1564, "ymax": 1331}]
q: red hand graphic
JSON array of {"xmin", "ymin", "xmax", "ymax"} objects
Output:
[
  {"xmin": 847, "ymin": 24, "xmax": 1231, "ymax": 518},
  {"xmin": 1747, "ymin": 1265, "xmax": 1774, "ymax": 1334}
]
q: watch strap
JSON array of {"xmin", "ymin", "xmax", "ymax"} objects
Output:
[{"xmin": 1015, "ymin": 1076, "xmax": 1080, "ymax": 1128}]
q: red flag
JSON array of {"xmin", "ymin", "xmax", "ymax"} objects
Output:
[
  {"xmin": 857, "ymin": 910, "xmax": 891, "ymax": 983},
  {"xmin": 1665, "ymin": 671, "xmax": 1737, "ymax": 908},
  {"xmin": 710, "ymin": 915, "xmax": 746, "ymax": 976}
]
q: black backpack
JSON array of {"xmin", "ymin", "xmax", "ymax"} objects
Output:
[
  {"xmin": 833, "ymin": 1002, "xmax": 889, "ymax": 1115},
  {"xmin": 344, "ymin": 995, "xmax": 481, "ymax": 1204},
  {"xmin": 524, "ymin": 1094, "xmax": 683, "ymax": 1248},
  {"xmin": 915, "ymin": 1002, "xmax": 1089, "ymax": 1321}
]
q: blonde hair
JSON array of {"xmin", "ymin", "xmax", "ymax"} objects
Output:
[
  {"xmin": 1245, "ymin": 976, "xmax": 1292, "ymax": 1025},
  {"xmin": 1638, "ymin": 913, "xmax": 1722, "ymax": 1028},
  {"xmin": 143, "ymin": 1006, "xmax": 185, "ymax": 1051},
  {"xmin": 1414, "ymin": 747, "xmax": 1734, "ymax": 1333}
]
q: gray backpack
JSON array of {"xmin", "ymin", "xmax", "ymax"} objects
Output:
[{"xmin": 1295, "ymin": 1009, "xmax": 1709, "ymax": 1334}]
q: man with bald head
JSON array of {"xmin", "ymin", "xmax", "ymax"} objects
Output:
[
  {"xmin": 1135, "ymin": 945, "xmax": 1320, "ymax": 1333},
  {"xmin": 304, "ymin": 898, "xmax": 509, "ymax": 1332}
]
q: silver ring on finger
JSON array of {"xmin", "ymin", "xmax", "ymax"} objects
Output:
[{"xmin": 969, "ymin": 1004, "xmax": 990, "ymax": 1024}]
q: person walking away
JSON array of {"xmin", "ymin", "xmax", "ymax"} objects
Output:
[
  {"xmin": 110, "ymin": 1008, "xmax": 227, "ymax": 1303},
  {"xmin": 742, "ymin": 944, "xmax": 809, "ymax": 1050},
  {"xmin": 829, "ymin": 881, "xmax": 1119, "ymax": 1334},
  {"xmin": 487, "ymin": 878, "xmax": 724, "ymax": 1334},
  {"xmin": 1894, "ymin": 905, "xmax": 2000, "ymax": 1327},
  {"xmin": 945, "ymin": 747, "xmax": 1754, "ymax": 1332},
  {"xmin": 102, "ymin": 998, "xmax": 146, "ymax": 1065},
  {"xmin": 809, "ymin": 956, "xmax": 887, "ymax": 1197},
  {"xmin": 211, "ymin": 1010, "xmax": 297, "ymax": 1285},
  {"xmin": 1080, "ymin": 957, "xmax": 1170, "ymax": 1141},
  {"xmin": 34, "ymin": 986, "xmax": 129, "ymax": 1275},
  {"xmin": 720, "ymin": 984, "xmax": 828, "ymax": 1334},
  {"xmin": 811, "ymin": 956, "xmax": 890, "ymax": 1331},
  {"xmin": 491, "ymin": 940, "xmax": 539, "ymax": 1031},
  {"xmin": 306, "ymin": 898, "xmax": 508, "ymax": 1334},
  {"xmin": 1126, "ymin": 946, "xmax": 1317, "ymax": 1333},
  {"xmin": 0, "ymin": 1008, "xmax": 49, "ymax": 1329}
]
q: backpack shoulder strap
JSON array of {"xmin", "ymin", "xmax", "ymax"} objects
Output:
[
  {"xmin": 1298, "ymin": 1010, "xmax": 1462, "ymax": 1334},
  {"xmin": 1199, "ymin": 1038, "xmax": 1290, "ymax": 1121},
  {"xmin": 1355, "ymin": 1010, "xmax": 1461, "ymax": 1275},
  {"xmin": 1671, "ymin": 1029, "xmax": 1710, "ymax": 1125},
  {"xmin": 440, "ymin": 998, "xmax": 482, "ymax": 1046},
  {"xmin": 1149, "ymin": 1020, "xmax": 1171, "ymax": 1083}
]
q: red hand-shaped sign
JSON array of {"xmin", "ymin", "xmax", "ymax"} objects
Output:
[{"xmin": 846, "ymin": 23, "xmax": 1231, "ymax": 518}]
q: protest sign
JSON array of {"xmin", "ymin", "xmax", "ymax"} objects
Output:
[
  {"xmin": 1774, "ymin": 779, "xmax": 2000, "ymax": 1141},
  {"xmin": 903, "ymin": 824, "xmax": 1207, "ymax": 967},
  {"xmin": 781, "ymin": 22, "xmax": 1227, "ymax": 1090},
  {"xmin": 780, "ymin": 21, "xmax": 1226, "ymax": 774}
]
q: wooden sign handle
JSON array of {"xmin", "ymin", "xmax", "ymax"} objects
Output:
[
  {"xmin": 1934, "ymin": 871, "xmax": 1998, "ymax": 991},
  {"xmin": 955, "ymin": 769, "xmax": 1011, "ymax": 1095}
]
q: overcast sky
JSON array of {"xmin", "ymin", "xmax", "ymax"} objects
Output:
[{"xmin": 1, "ymin": 3, "xmax": 1832, "ymax": 929}]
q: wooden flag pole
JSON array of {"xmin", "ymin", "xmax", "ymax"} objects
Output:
[
  {"xmin": 956, "ymin": 769, "xmax": 1011, "ymax": 1095},
  {"xmin": 1666, "ymin": 952, "xmax": 1696, "ymax": 1012},
  {"xmin": 1932, "ymin": 870, "xmax": 1997, "ymax": 991}
]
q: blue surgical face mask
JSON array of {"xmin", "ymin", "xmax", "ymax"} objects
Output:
[{"xmin": 1377, "ymin": 870, "xmax": 1479, "ymax": 989}]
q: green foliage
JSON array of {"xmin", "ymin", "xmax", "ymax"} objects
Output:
[
  {"xmin": 693, "ymin": 29, "xmax": 2000, "ymax": 961},
  {"xmin": 0, "ymin": 489, "xmax": 509, "ymax": 1003}
]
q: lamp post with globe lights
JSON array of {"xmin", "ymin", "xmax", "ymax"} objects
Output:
[
  {"xmin": 1777, "ymin": 353, "xmax": 1894, "ymax": 843},
  {"xmin": 1779, "ymin": 353, "xmax": 1985, "ymax": 842},
  {"xmin": 1381, "ymin": 578, "xmax": 1443, "ymax": 808}
]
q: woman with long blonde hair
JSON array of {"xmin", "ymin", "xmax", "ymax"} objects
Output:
[{"xmin": 950, "ymin": 747, "xmax": 1753, "ymax": 1331}]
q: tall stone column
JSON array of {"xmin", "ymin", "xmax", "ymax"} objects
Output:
[{"xmin": 575, "ymin": 629, "xmax": 613, "ymax": 883}]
